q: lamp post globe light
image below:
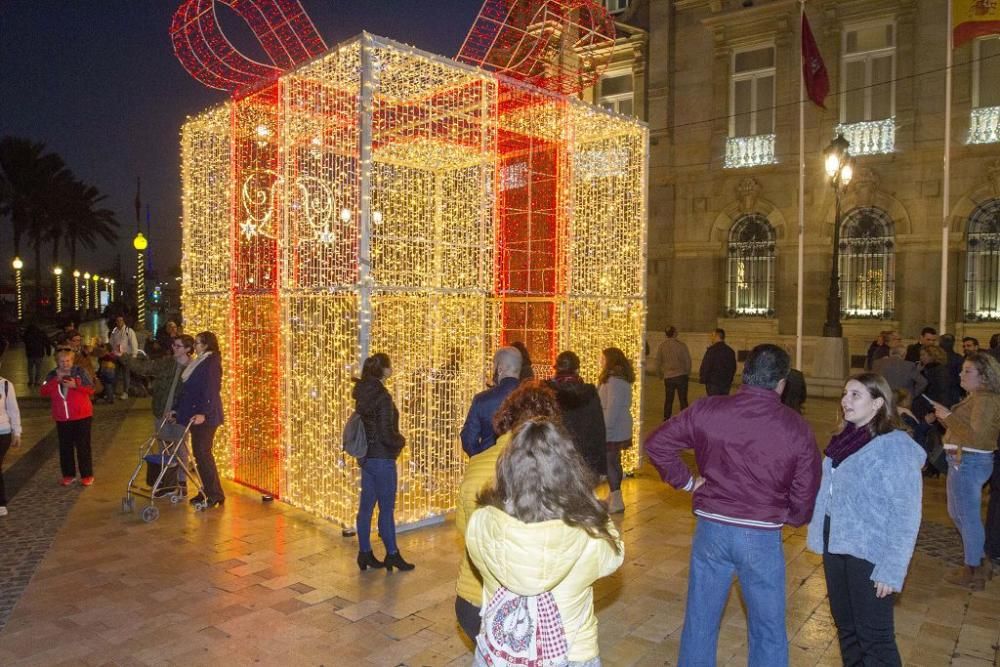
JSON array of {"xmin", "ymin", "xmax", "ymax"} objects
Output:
[
  {"xmin": 83, "ymin": 272, "xmax": 91, "ymax": 313},
  {"xmin": 73, "ymin": 270, "xmax": 81, "ymax": 310},
  {"xmin": 53, "ymin": 266, "xmax": 64, "ymax": 313},
  {"xmin": 822, "ymin": 133, "xmax": 855, "ymax": 339},
  {"xmin": 12, "ymin": 257, "xmax": 24, "ymax": 320},
  {"xmin": 134, "ymin": 232, "xmax": 148, "ymax": 330}
]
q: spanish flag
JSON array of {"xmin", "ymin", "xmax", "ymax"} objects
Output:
[{"xmin": 954, "ymin": 0, "xmax": 1000, "ymax": 48}]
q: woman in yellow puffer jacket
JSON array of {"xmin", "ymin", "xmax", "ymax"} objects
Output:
[
  {"xmin": 455, "ymin": 381, "xmax": 562, "ymax": 641},
  {"xmin": 466, "ymin": 419, "xmax": 624, "ymax": 665}
]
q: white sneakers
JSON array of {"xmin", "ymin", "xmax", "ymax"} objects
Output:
[
  {"xmin": 119, "ymin": 392, "xmax": 129, "ymax": 400},
  {"xmin": 0, "ymin": 506, "xmax": 8, "ymax": 517}
]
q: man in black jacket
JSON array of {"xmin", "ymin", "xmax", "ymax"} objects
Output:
[{"xmin": 699, "ymin": 328, "xmax": 737, "ymax": 396}]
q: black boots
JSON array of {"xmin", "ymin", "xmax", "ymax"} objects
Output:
[
  {"xmin": 357, "ymin": 550, "xmax": 385, "ymax": 571},
  {"xmin": 383, "ymin": 551, "xmax": 415, "ymax": 572}
]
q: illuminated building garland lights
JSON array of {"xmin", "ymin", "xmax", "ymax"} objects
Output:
[{"xmin": 180, "ymin": 33, "xmax": 647, "ymax": 528}]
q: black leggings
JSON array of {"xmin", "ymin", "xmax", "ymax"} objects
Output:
[
  {"xmin": 823, "ymin": 517, "xmax": 901, "ymax": 666},
  {"xmin": 56, "ymin": 418, "xmax": 92, "ymax": 479},
  {"xmin": 191, "ymin": 424, "xmax": 224, "ymax": 502}
]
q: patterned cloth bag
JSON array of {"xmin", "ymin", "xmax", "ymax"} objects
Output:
[{"xmin": 475, "ymin": 586, "xmax": 569, "ymax": 667}]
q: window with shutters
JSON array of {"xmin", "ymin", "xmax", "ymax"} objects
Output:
[
  {"xmin": 969, "ymin": 36, "xmax": 1000, "ymax": 144},
  {"xmin": 965, "ymin": 199, "xmax": 1000, "ymax": 321},
  {"xmin": 836, "ymin": 21, "xmax": 896, "ymax": 155},
  {"xmin": 597, "ymin": 71, "xmax": 634, "ymax": 117},
  {"xmin": 725, "ymin": 45, "xmax": 777, "ymax": 168}
]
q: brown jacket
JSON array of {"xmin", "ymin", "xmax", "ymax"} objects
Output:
[
  {"xmin": 942, "ymin": 391, "xmax": 1000, "ymax": 452},
  {"xmin": 655, "ymin": 337, "xmax": 691, "ymax": 379}
]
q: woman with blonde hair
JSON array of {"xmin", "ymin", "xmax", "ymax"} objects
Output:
[
  {"xmin": 466, "ymin": 419, "xmax": 623, "ymax": 666},
  {"xmin": 454, "ymin": 380, "xmax": 561, "ymax": 641},
  {"xmin": 927, "ymin": 352, "xmax": 1000, "ymax": 589},
  {"xmin": 807, "ymin": 373, "xmax": 924, "ymax": 666}
]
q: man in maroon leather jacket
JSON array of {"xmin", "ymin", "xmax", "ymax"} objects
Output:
[{"xmin": 645, "ymin": 343, "xmax": 821, "ymax": 667}]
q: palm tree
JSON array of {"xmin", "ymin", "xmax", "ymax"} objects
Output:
[
  {"xmin": 0, "ymin": 136, "xmax": 67, "ymax": 259},
  {"xmin": 62, "ymin": 181, "xmax": 120, "ymax": 271},
  {"xmin": 0, "ymin": 137, "xmax": 74, "ymax": 304}
]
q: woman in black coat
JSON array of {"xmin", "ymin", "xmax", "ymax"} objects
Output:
[
  {"xmin": 353, "ymin": 353, "xmax": 413, "ymax": 572},
  {"xmin": 548, "ymin": 350, "xmax": 607, "ymax": 478}
]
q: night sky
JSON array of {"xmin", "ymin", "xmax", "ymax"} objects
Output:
[{"xmin": 1, "ymin": 0, "xmax": 482, "ymax": 276}]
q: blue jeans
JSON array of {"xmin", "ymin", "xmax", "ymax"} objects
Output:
[
  {"xmin": 356, "ymin": 458, "xmax": 398, "ymax": 554},
  {"xmin": 679, "ymin": 518, "xmax": 788, "ymax": 667},
  {"xmin": 946, "ymin": 450, "xmax": 994, "ymax": 566}
]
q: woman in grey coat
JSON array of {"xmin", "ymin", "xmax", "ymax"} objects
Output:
[
  {"xmin": 807, "ymin": 373, "xmax": 925, "ymax": 667},
  {"xmin": 597, "ymin": 347, "xmax": 634, "ymax": 514}
]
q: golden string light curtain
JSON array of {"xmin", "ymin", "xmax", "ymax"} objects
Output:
[{"xmin": 181, "ymin": 33, "xmax": 647, "ymax": 528}]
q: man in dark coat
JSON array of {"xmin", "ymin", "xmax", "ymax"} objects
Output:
[
  {"xmin": 699, "ymin": 328, "xmax": 737, "ymax": 396},
  {"xmin": 548, "ymin": 350, "xmax": 606, "ymax": 476},
  {"xmin": 459, "ymin": 346, "xmax": 522, "ymax": 457},
  {"xmin": 905, "ymin": 327, "xmax": 938, "ymax": 363},
  {"xmin": 22, "ymin": 322, "xmax": 53, "ymax": 386}
]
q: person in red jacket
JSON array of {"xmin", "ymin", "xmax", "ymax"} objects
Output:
[{"xmin": 40, "ymin": 349, "xmax": 96, "ymax": 486}]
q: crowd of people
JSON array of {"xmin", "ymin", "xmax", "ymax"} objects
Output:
[
  {"xmin": 0, "ymin": 314, "xmax": 225, "ymax": 515},
  {"xmin": 4, "ymin": 316, "xmax": 999, "ymax": 665},
  {"xmin": 347, "ymin": 325, "xmax": 996, "ymax": 666}
]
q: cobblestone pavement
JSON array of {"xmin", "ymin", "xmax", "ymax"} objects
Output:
[
  {"xmin": 0, "ymin": 400, "xmax": 131, "ymax": 633},
  {"xmin": 0, "ymin": 373, "xmax": 995, "ymax": 666}
]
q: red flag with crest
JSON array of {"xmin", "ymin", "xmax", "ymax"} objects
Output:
[{"xmin": 801, "ymin": 13, "xmax": 829, "ymax": 108}]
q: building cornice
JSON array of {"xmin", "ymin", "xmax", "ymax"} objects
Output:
[{"xmin": 699, "ymin": 0, "xmax": 798, "ymax": 52}]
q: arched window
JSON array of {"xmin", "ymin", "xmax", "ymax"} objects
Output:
[
  {"xmin": 726, "ymin": 214, "xmax": 775, "ymax": 316},
  {"xmin": 965, "ymin": 198, "xmax": 1000, "ymax": 321},
  {"xmin": 839, "ymin": 207, "xmax": 895, "ymax": 318}
]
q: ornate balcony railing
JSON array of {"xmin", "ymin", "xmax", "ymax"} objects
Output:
[
  {"xmin": 724, "ymin": 134, "xmax": 777, "ymax": 169},
  {"xmin": 968, "ymin": 106, "xmax": 1000, "ymax": 145},
  {"xmin": 834, "ymin": 119, "xmax": 895, "ymax": 156}
]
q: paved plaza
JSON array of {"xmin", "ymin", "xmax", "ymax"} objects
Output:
[{"xmin": 0, "ymin": 341, "xmax": 998, "ymax": 666}]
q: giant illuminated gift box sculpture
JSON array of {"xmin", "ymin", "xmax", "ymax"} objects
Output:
[{"xmin": 179, "ymin": 18, "xmax": 646, "ymax": 528}]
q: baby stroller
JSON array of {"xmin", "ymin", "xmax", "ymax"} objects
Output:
[{"xmin": 122, "ymin": 417, "xmax": 205, "ymax": 522}]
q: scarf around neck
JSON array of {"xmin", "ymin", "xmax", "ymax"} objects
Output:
[
  {"xmin": 825, "ymin": 422, "xmax": 873, "ymax": 468},
  {"xmin": 181, "ymin": 351, "xmax": 212, "ymax": 382}
]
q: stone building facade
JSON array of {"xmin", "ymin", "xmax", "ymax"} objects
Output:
[{"xmin": 610, "ymin": 0, "xmax": 1000, "ymax": 372}]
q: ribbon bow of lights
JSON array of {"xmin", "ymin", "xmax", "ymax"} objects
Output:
[
  {"xmin": 457, "ymin": 0, "xmax": 616, "ymax": 95},
  {"xmin": 170, "ymin": 0, "xmax": 328, "ymax": 93}
]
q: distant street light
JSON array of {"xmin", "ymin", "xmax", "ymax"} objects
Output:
[
  {"xmin": 92, "ymin": 274, "xmax": 100, "ymax": 311},
  {"xmin": 822, "ymin": 133, "xmax": 855, "ymax": 338},
  {"xmin": 53, "ymin": 266, "xmax": 64, "ymax": 313},
  {"xmin": 134, "ymin": 232, "xmax": 148, "ymax": 330},
  {"xmin": 110, "ymin": 278, "xmax": 116, "ymax": 303},
  {"xmin": 73, "ymin": 270, "xmax": 81, "ymax": 310},
  {"xmin": 12, "ymin": 257, "xmax": 24, "ymax": 320},
  {"xmin": 83, "ymin": 272, "xmax": 91, "ymax": 313}
]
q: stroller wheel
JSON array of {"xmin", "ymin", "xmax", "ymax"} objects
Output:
[
  {"xmin": 140, "ymin": 506, "xmax": 160, "ymax": 523},
  {"xmin": 169, "ymin": 494, "xmax": 183, "ymax": 504},
  {"xmin": 194, "ymin": 501, "xmax": 208, "ymax": 512}
]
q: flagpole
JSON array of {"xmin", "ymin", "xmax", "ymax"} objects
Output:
[
  {"xmin": 796, "ymin": 0, "xmax": 806, "ymax": 369},
  {"xmin": 940, "ymin": 2, "xmax": 953, "ymax": 334}
]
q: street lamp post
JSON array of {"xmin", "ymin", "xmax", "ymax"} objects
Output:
[
  {"xmin": 73, "ymin": 270, "xmax": 81, "ymax": 311},
  {"xmin": 83, "ymin": 272, "xmax": 91, "ymax": 314},
  {"xmin": 12, "ymin": 257, "xmax": 24, "ymax": 320},
  {"xmin": 92, "ymin": 274, "xmax": 100, "ymax": 311},
  {"xmin": 822, "ymin": 134, "xmax": 855, "ymax": 338},
  {"xmin": 53, "ymin": 266, "xmax": 64, "ymax": 313},
  {"xmin": 10, "ymin": 257, "xmax": 24, "ymax": 320},
  {"xmin": 110, "ymin": 279, "xmax": 116, "ymax": 303},
  {"xmin": 134, "ymin": 232, "xmax": 148, "ymax": 331}
]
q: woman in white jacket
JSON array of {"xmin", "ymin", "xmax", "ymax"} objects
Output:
[
  {"xmin": 0, "ymin": 374, "xmax": 23, "ymax": 517},
  {"xmin": 597, "ymin": 347, "xmax": 634, "ymax": 514},
  {"xmin": 466, "ymin": 419, "xmax": 624, "ymax": 666}
]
